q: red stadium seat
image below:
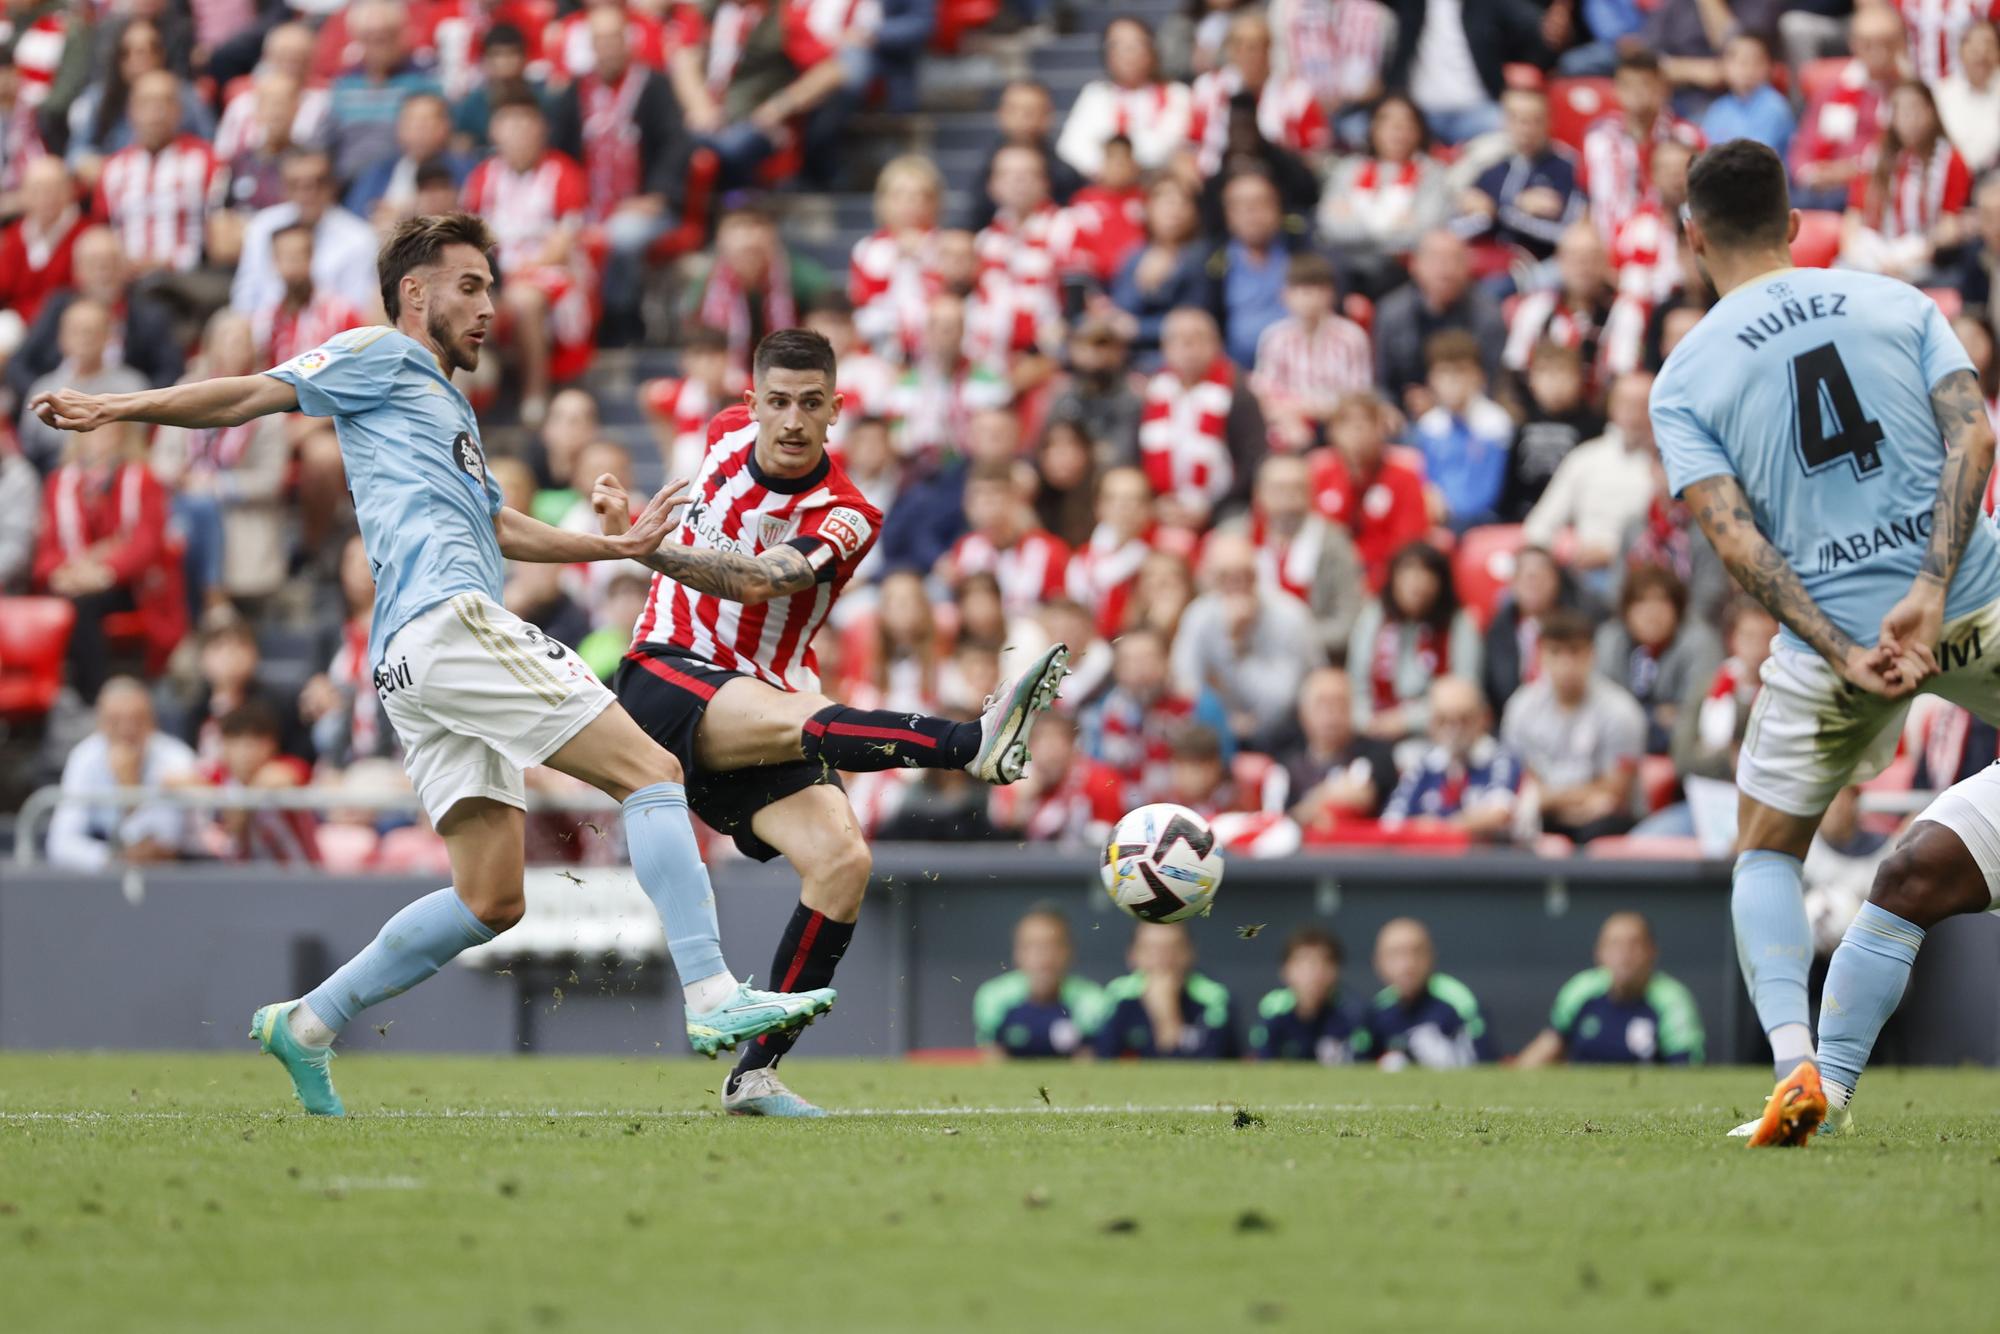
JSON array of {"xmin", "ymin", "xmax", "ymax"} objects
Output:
[
  {"xmin": 1548, "ymin": 77, "xmax": 1617, "ymax": 151},
  {"xmin": 1791, "ymin": 210, "xmax": 1843, "ymax": 269},
  {"xmin": 0, "ymin": 597, "xmax": 75, "ymax": 719},
  {"xmin": 1638, "ymin": 754, "xmax": 1680, "ymax": 813},
  {"xmin": 1797, "ymin": 57, "xmax": 1850, "ymax": 107},
  {"xmin": 1341, "ymin": 292, "xmax": 1374, "ymax": 332},
  {"xmin": 1452, "ymin": 524, "xmax": 1528, "ymax": 629}
]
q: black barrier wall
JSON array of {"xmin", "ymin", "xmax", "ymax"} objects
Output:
[{"xmin": 3, "ymin": 852, "xmax": 1996, "ymax": 1065}]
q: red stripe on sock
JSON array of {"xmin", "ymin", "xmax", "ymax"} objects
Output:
[
  {"xmin": 778, "ymin": 910, "xmax": 825, "ymax": 993},
  {"xmin": 825, "ymin": 720, "xmax": 938, "ymax": 749},
  {"xmin": 627, "ymin": 651, "xmax": 719, "ymax": 701}
]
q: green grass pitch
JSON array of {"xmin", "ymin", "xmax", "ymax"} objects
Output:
[{"xmin": 1, "ymin": 1054, "xmax": 1994, "ymax": 1334}]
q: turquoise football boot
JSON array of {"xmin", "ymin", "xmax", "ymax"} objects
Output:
[
  {"xmin": 685, "ymin": 980, "xmax": 836, "ymax": 1059},
  {"xmin": 249, "ymin": 1001, "xmax": 345, "ymax": 1117},
  {"xmin": 722, "ymin": 1068, "xmax": 829, "ymax": 1117}
]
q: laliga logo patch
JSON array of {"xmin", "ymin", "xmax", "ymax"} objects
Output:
[
  {"xmin": 453, "ymin": 431, "xmax": 485, "ymax": 484},
  {"xmin": 288, "ymin": 349, "xmax": 331, "ymax": 378},
  {"xmin": 819, "ymin": 506, "xmax": 871, "ymax": 558}
]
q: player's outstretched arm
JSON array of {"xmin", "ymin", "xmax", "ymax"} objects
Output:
[
  {"xmin": 29, "ymin": 375, "xmax": 300, "ymax": 433},
  {"xmin": 495, "ymin": 479, "xmax": 688, "ymax": 565},
  {"xmin": 590, "ymin": 471, "xmax": 820, "ymax": 606},
  {"xmin": 1683, "ymin": 475, "xmax": 1915, "ymax": 697},
  {"xmin": 1880, "ymin": 369, "xmax": 2000, "ymax": 663}
]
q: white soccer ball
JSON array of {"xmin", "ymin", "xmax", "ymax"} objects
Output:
[{"xmin": 1100, "ymin": 803, "xmax": 1225, "ymax": 923}]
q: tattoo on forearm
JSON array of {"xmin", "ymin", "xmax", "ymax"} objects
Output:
[
  {"xmin": 639, "ymin": 542, "xmax": 817, "ymax": 602},
  {"xmin": 1684, "ymin": 476, "xmax": 1859, "ymax": 663},
  {"xmin": 1919, "ymin": 369, "xmax": 1993, "ymax": 587}
]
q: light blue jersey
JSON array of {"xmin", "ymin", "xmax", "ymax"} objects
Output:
[
  {"xmin": 265, "ymin": 327, "xmax": 503, "ymax": 665},
  {"xmin": 1652, "ymin": 267, "xmax": 2000, "ymax": 653}
]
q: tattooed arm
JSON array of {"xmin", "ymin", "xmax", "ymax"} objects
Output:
[
  {"xmin": 631, "ymin": 541, "xmax": 820, "ymax": 606},
  {"xmin": 1879, "ymin": 369, "xmax": 1998, "ymax": 664},
  {"xmin": 1682, "ymin": 474, "xmax": 1909, "ymax": 695}
]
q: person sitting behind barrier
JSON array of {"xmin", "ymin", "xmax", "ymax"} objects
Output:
[
  {"xmin": 1094, "ymin": 921, "xmax": 1239, "ymax": 1060},
  {"xmin": 1251, "ymin": 926, "xmax": 1372, "ymax": 1064},
  {"xmin": 1380, "ymin": 676, "xmax": 1523, "ymax": 844},
  {"xmin": 1364, "ymin": 917, "xmax": 1496, "ymax": 1069},
  {"xmin": 1515, "ymin": 912, "xmax": 1705, "ymax": 1066},
  {"xmin": 194, "ymin": 700, "xmax": 319, "ymax": 865},
  {"xmin": 973, "ymin": 908, "xmax": 1107, "ymax": 1060},
  {"xmin": 45, "ymin": 677, "xmax": 197, "ymax": 872}
]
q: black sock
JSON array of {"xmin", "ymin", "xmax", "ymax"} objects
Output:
[
  {"xmin": 799, "ymin": 704, "xmax": 980, "ymax": 772},
  {"xmin": 728, "ymin": 904, "xmax": 856, "ymax": 1087}
]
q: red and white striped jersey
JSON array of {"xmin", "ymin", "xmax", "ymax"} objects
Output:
[
  {"xmin": 1501, "ymin": 290, "xmax": 1615, "ymax": 387},
  {"xmin": 94, "ymin": 135, "xmax": 219, "ymax": 273},
  {"xmin": 640, "ymin": 374, "xmax": 725, "ymax": 484},
  {"xmin": 848, "ymin": 227, "xmax": 941, "ymax": 363},
  {"xmin": 212, "ymin": 82, "xmax": 331, "ymax": 164},
  {"xmin": 461, "ymin": 150, "xmax": 588, "ymax": 273},
  {"xmin": 1140, "ymin": 359, "xmax": 1239, "ymax": 517},
  {"xmin": 544, "ymin": 5, "xmax": 689, "ymax": 81},
  {"xmin": 829, "ymin": 346, "xmax": 896, "ymax": 455},
  {"xmin": 782, "ymin": 0, "xmax": 882, "ymax": 68},
  {"xmin": 630, "ymin": 405, "xmax": 882, "ymax": 692},
  {"xmin": 1268, "ymin": 0, "xmax": 1391, "ymax": 110},
  {"xmin": 1609, "ymin": 201, "xmax": 1680, "ymax": 306},
  {"xmin": 1581, "ymin": 113, "xmax": 1703, "ymax": 241},
  {"xmin": 1894, "ymin": 0, "xmax": 2000, "ymax": 85},
  {"xmin": 1250, "ymin": 313, "xmax": 1373, "ymax": 416},
  {"xmin": 0, "ymin": 9, "xmax": 68, "ymax": 106},
  {"xmin": 1187, "ymin": 68, "xmax": 1331, "ymax": 177},
  {"xmin": 942, "ymin": 528, "xmax": 1071, "ymax": 615},
  {"xmin": 1851, "ymin": 140, "xmax": 1974, "ymax": 240},
  {"xmin": 256, "ymin": 291, "xmax": 366, "ymax": 366},
  {"xmin": 1066, "ymin": 524, "xmax": 1152, "ymax": 639}
]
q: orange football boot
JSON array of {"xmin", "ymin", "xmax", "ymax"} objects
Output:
[{"xmin": 1746, "ymin": 1060, "xmax": 1829, "ymax": 1148}]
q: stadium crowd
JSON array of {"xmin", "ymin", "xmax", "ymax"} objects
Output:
[{"xmin": 4, "ymin": 0, "xmax": 1999, "ymax": 873}]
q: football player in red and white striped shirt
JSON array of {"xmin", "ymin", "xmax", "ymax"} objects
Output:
[
  {"xmin": 595, "ymin": 329, "xmax": 1071, "ymax": 1117},
  {"xmin": 93, "ymin": 72, "xmax": 218, "ymax": 274}
]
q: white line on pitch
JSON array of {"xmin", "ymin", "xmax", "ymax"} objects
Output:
[{"xmin": 0, "ymin": 1101, "xmax": 1530, "ymax": 1123}]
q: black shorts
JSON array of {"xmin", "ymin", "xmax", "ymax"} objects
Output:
[{"xmin": 612, "ymin": 645, "xmax": 841, "ymax": 862}]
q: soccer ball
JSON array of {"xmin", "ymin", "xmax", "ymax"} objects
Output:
[{"xmin": 1100, "ymin": 803, "xmax": 1225, "ymax": 923}]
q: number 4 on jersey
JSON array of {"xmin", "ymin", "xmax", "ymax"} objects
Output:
[{"xmin": 1791, "ymin": 342, "xmax": 1885, "ymax": 479}]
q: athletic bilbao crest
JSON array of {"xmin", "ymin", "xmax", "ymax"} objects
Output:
[{"xmin": 759, "ymin": 514, "xmax": 795, "ymax": 548}]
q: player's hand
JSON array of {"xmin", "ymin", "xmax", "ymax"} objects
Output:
[
  {"xmin": 591, "ymin": 473, "xmax": 632, "ymax": 536},
  {"xmin": 1878, "ymin": 583, "xmax": 1945, "ymax": 677},
  {"xmin": 29, "ymin": 389, "xmax": 121, "ymax": 433},
  {"xmin": 1839, "ymin": 642, "xmax": 1921, "ymax": 699},
  {"xmin": 612, "ymin": 479, "xmax": 690, "ymax": 559}
]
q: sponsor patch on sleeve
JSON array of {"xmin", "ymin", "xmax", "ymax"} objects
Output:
[
  {"xmin": 283, "ymin": 348, "xmax": 332, "ymax": 378},
  {"xmin": 818, "ymin": 505, "xmax": 872, "ymax": 559}
]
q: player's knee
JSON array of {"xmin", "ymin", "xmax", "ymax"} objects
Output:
[
  {"xmin": 1868, "ymin": 831, "xmax": 1985, "ymax": 929},
  {"xmin": 814, "ymin": 833, "xmax": 872, "ymax": 915},
  {"xmin": 465, "ymin": 886, "xmax": 526, "ymax": 933}
]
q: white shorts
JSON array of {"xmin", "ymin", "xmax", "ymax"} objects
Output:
[
  {"xmin": 1738, "ymin": 598, "xmax": 2000, "ymax": 819},
  {"xmin": 1911, "ymin": 768, "xmax": 2000, "ymax": 909},
  {"xmin": 377, "ymin": 592, "xmax": 614, "ymax": 822}
]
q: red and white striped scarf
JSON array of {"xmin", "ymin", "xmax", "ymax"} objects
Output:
[
  {"xmin": 1883, "ymin": 139, "xmax": 1963, "ymax": 241},
  {"xmin": 704, "ymin": 0, "xmax": 763, "ymax": 97},
  {"xmin": 579, "ymin": 67, "xmax": 645, "ymax": 223},
  {"xmin": 328, "ymin": 616, "xmax": 383, "ymax": 759},
  {"xmin": 1370, "ymin": 620, "xmax": 1446, "ymax": 711},
  {"xmin": 698, "ymin": 248, "xmax": 797, "ymax": 382},
  {"xmin": 52, "ymin": 462, "xmax": 146, "ymax": 557},
  {"xmin": 1272, "ymin": 0, "xmax": 1389, "ymax": 107},
  {"xmin": 1187, "ymin": 67, "xmax": 1327, "ymax": 177},
  {"xmin": 1248, "ymin": 512, "xmax": 1323, "ymax": 605},
  {"xmin": 0, "ymin": 11, "xmax": 67, "ymax": 107},
  {"xmin": 1897, "ymin": 0, "xmax": 1998, "ymax": 85},
  {"xmin": 1139, "ymin": 359, "xmax": 1236, "ymax": 514}
]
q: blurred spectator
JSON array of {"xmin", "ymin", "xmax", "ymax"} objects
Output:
[
  {"xmin": 543, "ymin": 0, "xmax": 676, "ymax": 84},
  {"xmin": 46, "ymin": 678, "xmax": 196, "ymax": 872},
  {"xmin": 1383, "ymin": 0, "xmax": 1549, "ymax": 145},
  {"xmin": 1308, "ymin": 390, "xmax": 1429, "ymax": 590},
  {"xmin": 0, "ymin": 45, "xmax": 50, "ymax": 219},
  {"xmin": 9, "ymin": 225, "xmax": 184, "ymax": 400},
  {"xmin": 1349, "ymin": 542, "xmax": 1482, "ymax": 742},
  {"xmin": 686, "ymin": 0, "xmax": 849, "ymax": 191},
  {"xmin": 173, "ymin": 618, "xmax": 310, "ymax": 767},
  {"xmin": 1501, "ymin": 608, "xmax": 1644, "ymax": 843},
  {"xmin": 347, "ymin": 92, "xmax": 472, "ymax": 222},
  {"xmin": 1220, "ymin": 453, "xmax": 1365, "ymax": 659},
  {"xmin": 1669, "ymin": 599, "xmax": 1777, "ymax": 785},
  {"xmin": 1608, "ymin": 137, "xmax": 1694, "ymax": 311},
  {"xmin": 973, "ymin": 145, "xmax": 1066, "ymax": 380},
  {"xmin": 32, "ymin": 419, "xmax": 183, "ymax": 701},
  {"xmin": 1500, "ymin": 341, "xmax": 1604, "ymax": 521},
  {"xmin": 1595, "ymin": 565, "xmax": 1723, "ymax": 756},
  {"xmin": 1700, "ymin": 32, "xmax": 1796, "ymax": 158},
  {"xmin": 151, "ymin": 311, "xmax": 291, "ymax": 611},
  {"xmin": 1412, "ymin": 329, "xmax": 1512, "ymax": 531},
  {"xmin": 1364, "ymin": 916, "xmax": 1497, "ymax": 1067},
  {"xmin": 639, "ymin": 326, "xmax": 734, "ymax": 484},
  {"xmin": 1503, "ymin": 221, "xmax": 1618, "ymax": 397},
  {"xmin": 973, "ymin": 908, "xmax": 1106, "ymax": 1058},
  {"xmin": 1207, "ymin": 168, "xmax": 1299, "ymax": 369},
  {"xmin": 1066, "ymin": 465, "xmax": 1154, "ymax": 639},
  {"xmin": 1456, "ymin": 84, "xmax": 1585, "ymax": 267},
  {"xmin": 1057, "ymin": 18, "xmax": 1194, "ymax": 178},
  {"xmin": 1524, "ymin": 371, "xmax": 1660, "ymax": 592},
  {"xmin": 1171, "ymin": 530, "xmax": 1320, "ymax": 744},
  {"xmin": 550, "ymin": 8, "xmax": 693, "ymax": 344},
  {"xmin": 991, "ymin": 712, "xmax": 1125, "ymax": 845},
  {"xmin": 852, "ymin": 569, "xmax": 943, "ymax": 711},
  {"xmin": 1840, "ymin": 80, "xmax": 1971, "ymax": 283},
  {"xmin": 1124, "ymin": 548, "xmax": 1201, "ymax": 643},
  {"xmin": 1080, "ymin": 625, "xmax": 1219, "ymax": 804},
  {"xmin": 520, "ymin": 386, "xmax": 601, "ymax": 501},
  {"xmin": 299, "ymin": 534, "xmax": 395, "ymax": 770},
  {"xmin": 1372, "ymin": 229, "xmax": 1506, "ymax": 418},
  {"xmin": 1267, "ymin": 0, "xmax": 1393, "ymax": 141},
  {"xmin": 939, "ymin": 459, "xmax": 1071, "ymax": 616},
  {"xmin": 66, "ymin": 17, "xmax": 214, "ymax": 181},
  {"xmin": 219, "ymin": 70, "xmax": 313, "ymax": 215},
  {"xmin": 1159, "ymin": 0, "xmax": 1242, "ymax": 80},
  {"xmin": 1251, "ymin": 251, "xmax": 1373, "ymax": 453},
  {"xmin": 1936, "ymin": 19, "xmax": 2000, "ymax": 175},
  {"xmin": 683, "ymin": 205, "xmax": 833, "ymax": 384},
  {"xmin": 450, "ymin": 21, "xmax": 546, "ymax": 154},
  {"xmin": 1277, "ymin": 665, "xmax": 1398, "ymax": 826},
  {"xmin": 1317, "ymin": 93, "xmax": 1445, "ymax": 285},
  {"xmin": 1612, "ymin": 454, "xmax": 1729, "ymax": 627},
  {"xmin": 890, "ymin": 296, "xmax": 1011, "ymax": 465},
  {"xmin": 1032, "ymin": 419, "xmax": 1100, "ymax": 548},
  {"xmin": 194, "ymin": 700, "xmax": 319, "ymax": 865},
  {"xmin": 1093, "ymin": 921, "xmax": 1239, "ymax": 1060},
  {"xmin": 1582, "ymin": 47, "xmax": 1705, "ymax": 245},
  {"xmin": 327, "ymin": 0, "xmax": 445, "ymax": 184},
  {"xmin": 852, "ymin": 156, "xmax": 944, "ymax": 364},
  {"xmin": 212, "ymin": 25, "xmax": 329, "ymax": 167},
  {"xmin": 0, "ymin": 426, "xmax": 38, "ymax": 588},
  {"xmin": 1047, "ymin": 317, "xmax": 1143, "ymax": 465},
  {"xmin": 463, "ymin": 92, "xmax": 592, "ymax": 424},
  {"xmin": 1791, "ymin": 5, "xmax": 1904, "ymax": 212},
  {"xmin": 878, "ymin": 405, "xmax": 1013, "ymax": 578},
  {"xmin": 806, "ymin": 296, "xmax": 897, "ymax": 451},
  {"xmin": 577, "ymin": 570, "xmax": 650, "ymax": 682},
  {"xmin": 0, "ymin": 2, "xmax": 90, "ymax": 125},
  {"xmin": 1055, "ymin": 133, "xmax": 1146, "ymax": 288},
  {"xmin": 252, "ymin": 224, "xmax": 369, "ymax": 367},
  {"xmin": 1948, "ymin": 175, "xmax": 2000, "ymax": 311},
  {"xmin": 1105, "ymin": 177, "xmax": 1212, "ymax": 356},
  {"xmin": 19, "ymin": 299, "xmax": 149, "ymax": 474},
  {"xmin": 967, "ymin": 79, "xmax": 1084, "ymax": 231},
  {"xmin": 1139, "ymin": 307, "xmax": 1266, "ymax": 527},
  {"xmin": 1898, "ymin": 0, "xmax": 1991, "ymax": 85},
  {"xmin": 0, "ymin": 157, "xmax": 82, "ymax": 348},
  {"xmin": 93, "ymin": 70, "xmax": 214, "ymax": 275},
  {"xmin": 1187, "ymin": 11, "xmax": 1332, "ymax": 182},
  {"xmin": 231, "ymin": 148, "xmax": 380, "ymax": 321},
  {"xmin": 1381, "ymin": 675, "xmax": 1522, "ymax": 840},
  {"xmin": 1251, "ymin": 926, "xmax": 1371, "ymax": 1063},
  {"xmin": 1516, "ymin": 912, "xmax": 1705, "ymax": 1065},
  {"xmin": 1480, "ymin": 544, "xmax": 1580, "ymax": 717}
]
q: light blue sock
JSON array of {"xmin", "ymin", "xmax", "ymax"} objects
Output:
[
  {"xmin": 622, "ymin": 782, "xmax": 728, "ymax": 990},
  {"xmin": 1732, "ymin": 850, "xmax": 1814, "ymax": 1069},
  {"xmin": 304, "ymin": 887, "xmax": 496, "ymax": 1033},
  {"xmin": 1816, "ymin": 903, "xmax": 1925, "ymax": 1093}
]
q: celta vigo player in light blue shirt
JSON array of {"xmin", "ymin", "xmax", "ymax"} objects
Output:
[
  {"xmin": 1647, "ymin": 142, "xmax": 2000, "ymax": 1146},
  {"xmin": 30, "ymin": 213, "xmax": 834, "ymax": 1116}
]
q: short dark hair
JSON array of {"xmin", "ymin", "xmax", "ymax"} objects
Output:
[
  {"xmin": 804, "ymin": 291, "xmax": 855, "ymax": 320},
  {"xmin": 1168, "ymin": 721, "xmax": 1224, "ymax": 763},
  {"xmin": 1282, "ymin": 926, "xmax": 1343, "ymax": 968},
  {"xmin": 377, "ymin": 212, "xmax": 497, "ymax": 320},
  {"xmin": 484, "ymin": 21, "xmax": 525, "ymax": 51},
  {"xmin": 683, "ymin": 324, "xmax": 730, "ymax": 356},
  {"xmin": 966, "ymin": 458, "xmax": 1016, "ymax": 489},
  {"xmin": 1285, "ymin": 251, "xmax": 1338, "ymax": 291},
  {"xmin": 1621, "ymin": 564, "xmax": 1689, "ymax": 621},
  {"xmin": 752, "ymin": 327, "xmax": 837, "ymax": 384},
  {"xmin": 1425, "ymin": 329, "xmax": 1484, "ymax": 372},
  {"xmin": 413, "ymin": 160, "xmax": 457, "ymax": 191},
  {"xmin": 272, "ymin": 221, "xmax": 313, "ymax": 249},
  {"xmin": 1687, "ymin": 138, "xmax": 1791, "ymax": 251},
  {"xmin": 218, "ymin": 699, "xmax": 281, "ymax": 741},
  {"xmin": 489, "ymin": 88, "xmax": 544, "ymax": 120},
  {"xmin": 1540, "ymin": 607, "xmax": 1597, "ymax": 648},
  {"xmin": 1615, "ymin": 43, "xmax": 1663, "ymax": 77}
]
